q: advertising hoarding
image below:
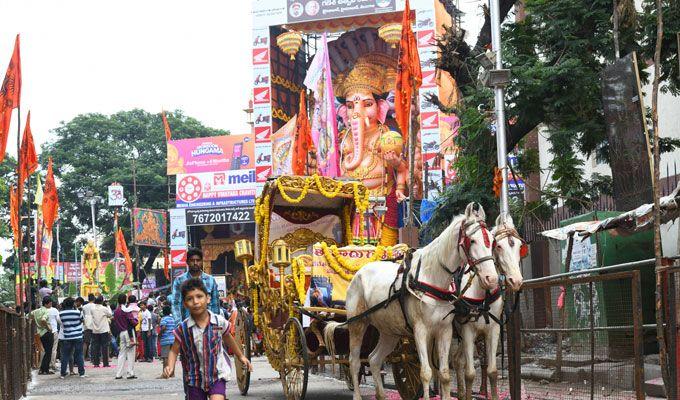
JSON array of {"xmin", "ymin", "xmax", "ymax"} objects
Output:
[
  {"xmin": 176, "ymin": 170, "xmax": 257, "ymax": 208},
  {"xmin": 167, "ymin": 134, "xmax": 255, "ymax": 175},
  {"xmin": 169, "ymin": 208, "xmax": 188, "ymax": 247}
]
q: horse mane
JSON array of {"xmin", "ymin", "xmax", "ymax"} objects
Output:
[{"xmin": 416, "ymin": 213, "xmax": 466, "ymax": 269}]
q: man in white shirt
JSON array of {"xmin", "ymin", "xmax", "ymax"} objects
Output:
[
  {"xmin": 139, "ymin": 301, "xmax": 153, "ymax": 362},
  {"xmin": 81, "ymin": 294, "xmax": 96, "ymax": 361},
  {"xmin": 90, "ymin": 296, "xmax": 113, "ymax": 367},
  {"xmin": 47, "ymin": 304, "xmax": 61, "ymax": 371}
]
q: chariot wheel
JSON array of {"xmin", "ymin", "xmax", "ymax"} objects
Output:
[
  {"xmin": 392, "ymin": 339, "xmax": 423, "ymax": 400},
  {"xmin": 280, "ymin": 318, "xmax": 309, "ymax": 400},
  {"xmin": 234, "ymin": 311, "xmax": 252, "ymax": 395}
]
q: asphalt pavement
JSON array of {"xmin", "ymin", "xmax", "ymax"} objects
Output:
[{"xmin": 25, "ymin": 356, "xmax": 398, "ymax": 400}]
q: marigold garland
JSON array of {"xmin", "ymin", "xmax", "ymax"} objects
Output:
[
  {"xmin": 251, "ymin": 288, "xmax": 259, "ymax": 326},
  {"xmin": 313, "ymin": 174, "xmax": 343, "ymax": 198},
  {"xmin": 277, "ymin": 176, "xmax": 311, "ymax": 203},
  {"xmin": 291, "ymin": 257, "xmax": 307, "ymax": 304},
  {"xmin": 320, "ymin": 243, "xmax": 355, "ymax": 281}
]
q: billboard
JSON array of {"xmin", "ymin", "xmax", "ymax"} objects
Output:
[
  {"xmin": 167, "ymin": 134, "xmax": 255, "ymax": 175},
  {"xmin": 169, "ymin": 208, "xmax": 188, "ymax": 247},
  {"xmin": 286, "ymin": 0, "xmax": 396, "ymax": 23},
  {"xmin": 176, "ymin": 170, "xmax": 257, "ymax": 208}
]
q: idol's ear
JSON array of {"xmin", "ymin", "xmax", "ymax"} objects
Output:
[
  {"xmin": 337, "ymin": 104, "xmax": 349, "ymax": 126},
  {"xmin": 377, "ymin": 99, "xmax": 390, "ymax": 124}
]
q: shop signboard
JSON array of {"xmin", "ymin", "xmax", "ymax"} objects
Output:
[
  {"xmin": 176, "ymin": 170, "xmax": 257, "ymax": 208},
  {"xmin": 167, "ymin": 134, "xmax": 255, "ymax": 175},
  {"xmin": 185, "ymin": 206, "xmax": 254, "ymax": 226}
]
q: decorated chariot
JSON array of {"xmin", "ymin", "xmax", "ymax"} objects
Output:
[{"xmin": 232, "ymin": 175, "xmax": 422, "ymax": 400}]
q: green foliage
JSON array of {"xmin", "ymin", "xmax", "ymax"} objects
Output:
[
  {"xmin": 40, "ymin": 109, "xmax": 227, "ymax": 260},
  {"xmin": 640, "ymin": 1, "xmax": 680, "ymax": 95},
  {"xmin": 104, "ymin": 262, "xmax": 116, "ymax": 294}
]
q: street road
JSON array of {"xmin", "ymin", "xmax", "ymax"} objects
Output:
[{"xmin": 25, "ymin": 356, "xmax": 392, "ymax": 400}]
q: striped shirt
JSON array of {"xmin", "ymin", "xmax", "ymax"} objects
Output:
[
  {"xmin": 174, "ymin": 311, "xmax": 231, "ymax": 390},
  {"xmin": 59, "ymin": 309, "xmax": 84, "ymax": 340}
]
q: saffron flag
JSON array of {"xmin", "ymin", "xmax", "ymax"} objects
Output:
[
  {"xmin": 41, "ymin": 158, "xmax": 59, "ymax": 232},
  {"xmin": 18, "ymin": 111, "xmax": 37, "ymax": 188},
  {"xmin": 10, "ymin": 185, "xmax": 19, "ymax": 248},
  {"xmin": 0, "ymin": 35, "xmax": 21, "ymax": 163},
  {"xmin": 161, "ymin": 111, "xmax": 172, "ymax": 141},
  {"xmin": 292, "ymin": 90, "xmax": 314, "ymax": 176},
  {"xmin": 116, "ymin": 228, "xmax": 133, "ymax": 275},
  {"xmin": 163, "ymin": 249, "xmax": 170, "ymax": 280},
  {"xmin": 303, "ymin": 33, "xmax": 340, "ymax": 178},
  {"xmin": 394, "ymin": 0, "xmax": 422, "ymax": 143}
]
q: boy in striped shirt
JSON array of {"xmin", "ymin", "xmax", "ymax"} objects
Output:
[
  {"xmin": 59, "ymin": 297, "xmax": 86, "ymax": 378},
  {"xmin": 164, "ymin": 278, "xmax": 252, "ymax": 400}
]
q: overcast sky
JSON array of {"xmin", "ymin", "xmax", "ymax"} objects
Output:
[{"xmin": 0, "ymin": 0, "xmax": 254, "ymax": 156}]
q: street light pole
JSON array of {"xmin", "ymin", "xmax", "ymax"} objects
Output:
[{"xmin": 490, "ymin": 0, "xmax": 510, "ymax": 217}]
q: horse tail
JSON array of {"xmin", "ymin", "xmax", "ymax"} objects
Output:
[{"xmin": 323, "ymin": 321, "xmax": 345, "ymax": 373}]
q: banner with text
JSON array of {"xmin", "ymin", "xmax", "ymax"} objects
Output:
[
  {"xmin": 167, "ymin": 134, "xmax": 255, "ymax": 175},
  {"xmin": 176, "ymin": 170, "xmax": 257, "ymax": 208}
]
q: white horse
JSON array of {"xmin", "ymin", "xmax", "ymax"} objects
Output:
[
  {"xmin": 324, "ymin": 203, "xmax": 499, "ymax": 400},
  {"xmin": 453, "ymin": 214, "xmax": 525, "ymax": 400}
]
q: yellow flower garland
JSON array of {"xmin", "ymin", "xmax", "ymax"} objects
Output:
[
  {"xmin": 313, "ymin": 174, "xmax": 343, "ymax": 198},
  {"xmin": 320, "ymin": 243, "xmax": 355, "ymax": 281},
  {"xmin": 251, "ymin": 288, "xmax": 259, "ymax": 326},
  {"xmin": 277, "ymin": 176, "xmax": 311, "ymax": 203},
  {"xmin": 291, "ymin": 257, "xmax": 307, "ymax": 304}
]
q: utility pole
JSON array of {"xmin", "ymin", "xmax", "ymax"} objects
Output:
[
  {"xmin": 132, "ymin": 155, "xmax": 140, "ymax": 283},
  {"xmin": 490, "ymin": 0, "xmax": 510, "ymax": 218}
]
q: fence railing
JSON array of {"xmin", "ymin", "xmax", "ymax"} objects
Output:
[
  {"xmin": 0, "ymin": 307, "xmax": 35, "ymax": 400},
  {"xmin": 507, "ymin": 268, "xmax": 645, "ymax": 399}
]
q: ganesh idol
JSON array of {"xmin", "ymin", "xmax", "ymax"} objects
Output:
[{"xmin": 334, "ymin": 58, "xmax": 408, "ymax": 246}]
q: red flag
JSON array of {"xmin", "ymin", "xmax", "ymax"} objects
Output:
[
  {"xmin": 18, "ymin": 111, "xmax": 37, "ymax": 187},
  {"xmin": 0, "ymin": 35, "xmax": 21, "ymax": 163},
  {"xmin": 116, "ymin": 228, "xmax": 133, "ymax": 275},
  {"xmin": 41, "ymin": 158, "xmax": 59, "ymax": 232},
  {"xmin": 292, "ymin": 90, "xmax": 314, "ymax": 175},
  {"xmin": 161, "ymin": 111, "xmax": 172, "ymax": 141},
  {"xmin": 163, "ymin": 249, "xmax": 170, "ymax": 280},
  {"xmin": 10, "ymin": 185, "xmax": 19, "ymax": 248},
  {"xmin": 394, "ymin": 0, "xmax": 422, "ymax": 143}
]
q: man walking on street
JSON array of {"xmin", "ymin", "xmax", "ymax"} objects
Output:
[
  {"xmin": 90, "ymin": 296, "xmax": 112, "ymax": 367},
  {"xmin": 31, "ymin": 297, "xmax": 55, "ymax": 375},
  {"xmin": 140, "ymin": 301, "xmax": 153, "ymax": 362},
  {"xmin": 47, "ymin": 298, "xmax": 60, "ymax": 371},
  {"xmin": 113, "ymin": 294, "xmax": 138, "ymax": 379},
  {"xmin": 59, "ymin": 297, "xmax": 86, "ymax": 378},
  {"xmin": 171, "ymin": 247, "xmax": 220, "ymax": 323},
  {"xmin": 81, "ymin": 294, "xmax": 96, "ymax": 361}
]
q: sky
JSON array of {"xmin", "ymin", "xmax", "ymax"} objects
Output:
[
  {"xmin": 0, "ymin": 0, "xmax": 254, "ymax": 156},
  {"xmin": 0, "ymin": 0, "xmax": 486, "ymax": 259}
]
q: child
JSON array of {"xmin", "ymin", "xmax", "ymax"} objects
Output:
[
  {"xmin": 158, "ymin": 305, "xmax": 177, "ymax": 377},
  {"xmin": 164, "ymin": 278, "xmax": 252, "ymax": 400}
]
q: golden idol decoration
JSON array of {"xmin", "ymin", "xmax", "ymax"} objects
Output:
[
  {"xmin": 276, "ymin": 31, "xmax": 303, "ymax": 60},
  {"xmin": 378, "ymin": 22, "xmax": 402, "ymax": 48},
  {"xmin": 271, "ymin": 239, "xmax": 291, "ymax": 298},
  {"xmin": 235, "ymin": 239, "xmax": 254, "ymax": 287},
  {"xmin": 379, "ymin": 130, "xmax": 404, "ymax": 156}
]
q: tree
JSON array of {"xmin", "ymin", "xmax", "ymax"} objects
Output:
[
  {"xmin": 40, "ymin": 109, "xmax": 227, "ymax": 261},
  {"xmin": 424, "ymin": 0, "xmax": 680, "ymax": 238}
]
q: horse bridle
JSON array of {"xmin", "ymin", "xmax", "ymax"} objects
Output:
[
  {"xmin": 492, "ymin": 224, "xmax": 526, "ymax": 275},
  {"xmin": 457, "ymin": 220, "xmax": 495, "ymax": 270}
]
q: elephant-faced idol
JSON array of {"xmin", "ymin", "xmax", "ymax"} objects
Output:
[{"xmin": 335, "ymin": 57, "xmax": 408, "ymax": 246}]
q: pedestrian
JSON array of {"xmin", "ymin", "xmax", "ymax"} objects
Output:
[
  {"xmin": 171, "ymin": 248, "xmax": 221, "ymax": 324},
  {"xmin": 158, "ymin": 305, "xmax": 177, "ymax": 377},
  {"xmin": 47, "ymin": 298, "xmax": 61, "ymax": 371},
  {"xmin": 31, "ymin": 297, "xmax": 55, "ymax": 375},
  {"xmin": 90, "ymin": 295, "xmax": 112, "ymax": 368},
  {"xmin": 113, "ymin": 294, "xmax": 139, "ymax": 379},
  {"xmin": 164, "ymin": 278, "xmax": 252, "ymax": 400},
  {"xmin": 38, "ymin": 279, "xmax": 53, "ymax": 301},
  {"xmin": 58, "ymin": 297, "xmax": 86, "ymax": 378},
  {"xmin": 140, "ymin": 301, "xmax": 153, "ymax": 362},
  {"xmin": 81, "ymin": 293, "xmax": 96, "ymax": 361},
  {"xmin": 149, "ymin": 304, "xmax": 160, "ymax": 359}
]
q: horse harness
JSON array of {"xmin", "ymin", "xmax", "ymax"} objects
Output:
[{"xmin": 340, "ymin": 220, "xmax": 496, "ymax": 331}]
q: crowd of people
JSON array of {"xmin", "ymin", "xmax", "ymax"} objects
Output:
[{"xmin": 26, "ymin": 247, "xmax": 253, "ymax": 400}]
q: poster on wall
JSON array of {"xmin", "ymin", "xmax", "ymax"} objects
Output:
[
  {"xmin": 167, "ymin": 134, "xmax": 255, "ymax": 175},
  {"xmin": 169, "ymin": 208, "xmax": 187, "ymax": 247},
  {"xmin": 133, "ymin": 208, "xmax": 168, "ymax": 248},
  {"xmin": 176, "ymin": 170, "xmax": 257, "ymax": 208}
]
